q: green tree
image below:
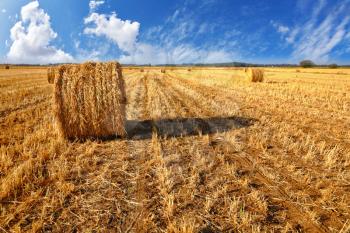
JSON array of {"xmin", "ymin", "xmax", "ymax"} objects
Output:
[{"xmin": 300, "ymin": 60, "xmax": 315, "ymax": 68}]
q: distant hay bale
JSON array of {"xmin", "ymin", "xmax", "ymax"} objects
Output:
[
  {"xmin": 140, "ymin": 68, "xmax": 144, "ymax": 72},
  {"xmin": 245, "ymin": 68, "xmax": 264, "ymax": 82},
  {"xmin": 296, "ymin": 69, "xmax": 301, "ymax": 73},
  {"xmin": 5, "ymin": 65, "xmax": 10, "ymax": 70},
  {"xmin": 161, "ymin": 69, "xmax": 166, "ymax": 73},
  {"xmin": 187, "ymin": 68, "xmax": 192, "ymax": 72},
  {"xmin": 47, "ymin": 67, "xmax": 57, "ymax": 84},
  {"xmin": 54, "ymin": 62, "xmax": 126, "ymax": 140},
  {"xmin": 244, "ymin": 68, "xmax": 248, "ymax": 73}
]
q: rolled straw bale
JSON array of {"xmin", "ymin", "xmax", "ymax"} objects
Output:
[
  {"xmin": 245, "ymin": 68, "xmax": 264, "ymax": 82},
  {"xmin": 54, "ymin": 62, "xmax": 126, "ymax": 139},
  {"xmin": 47, "ymin": 67, "xmax": 57, "ymax": 84},
  {"xmin": 161, "ymin": 69, "xmax": 166, "ymax": 73}
]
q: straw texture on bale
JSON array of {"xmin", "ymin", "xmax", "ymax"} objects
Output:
[
  {"xmin": 47, "ymin": 67, "xmax": 57, "ymax": 84},
  {"xmin": 245, "ymin": 68, "xmax": 264, "ymax": 82},
  {"xmin": 54, "ymin": 62, "xmax": 126, "ymax": 139}
]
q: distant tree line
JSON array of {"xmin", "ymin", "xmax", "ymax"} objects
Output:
[
  {"xmin": 153, "ymin": 61, "xmax": 345, "ymax": 68},
  {"xmin": 299, "ymin": 60, "xmax": 340, "ymax": 68},
  {"xmin": 1, "ymin": 61, "xmax": 348, "ymax": 68}
]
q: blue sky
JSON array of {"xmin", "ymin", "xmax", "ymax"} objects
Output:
[{"xmin": 0, "ymin": 0, "xmax": 349, "ymax": 64}]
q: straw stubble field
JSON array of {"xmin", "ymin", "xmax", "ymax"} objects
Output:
[{"xmin": 0, "ymin": 66, "xmax": 350, "ymax": 232}]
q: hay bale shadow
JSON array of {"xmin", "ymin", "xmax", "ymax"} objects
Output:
[
  {"xmin": 126, "ymin": 116, "xmax": 256, "ymax": 140},
  {"xmin": 68, "ymin": 116, "xmax": 256, "ymax": 142}
]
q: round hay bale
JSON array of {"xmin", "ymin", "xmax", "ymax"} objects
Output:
[
  {"xmin": 54, "ymin": 62, "xmax": 126, "ymax": 140},
  {"xmin": 245, "ymin": 68, "xmax": 264, "ymax": 82},
  {"xmin": 5, "ymin": 65, "xmax": 10, "ymax": 70},
  {"xmin": 140, "ymin": 68, "xmax": 144, "ymax": 72},
  {"xmin": 161, "ymin": 69, "xmax": 166, "ymax": 73},
  {"xmin": 47, "ymin": 67, "xmax": 57, "ymax": 84}
]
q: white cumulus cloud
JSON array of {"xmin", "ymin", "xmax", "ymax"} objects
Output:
[
  {"xmin": 84, "ymin": 12, "xmax": 140, "ymax": 53},
  {"xmin": 7, "ymin": 1, "xmax": 73, "ymax": 64},
  {"xmin": 89, "ymin": 1, "xmax": 104, "ymax": 11}
]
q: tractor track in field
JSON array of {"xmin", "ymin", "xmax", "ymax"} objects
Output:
[
  {"xmin": 128, "ymin": 74, "xmax": 161, "ymax": 231},
  {"xmin": 122, "ymin": 73, "xmax": 174, "ymax": 231},
  {"xmin": 143, "ymin": 73, "xmax": 206, "ymax": 230},
  {"xmin": 115, "ymin": 75, "xmax": 150, "ymax": 232}
]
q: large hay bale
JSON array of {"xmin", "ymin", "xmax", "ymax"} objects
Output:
[
  {"xmin": 140, "ymin": 68, "xmax": 144, "ymax": 72},
  {"xmin": 47, "ymin": 67, "xmax": 56, "ymax": 84},
  {"xmin": 5, "ymin": 65, "xmax": 10, "ymax": 70},
  {"xmin": 54, "ymin": 62, "xmax": 126, "ymax": 139},
  {"xmin": 245, "ymin": 68, "xmax": 264, "ymax": 82},
  {"xmin": 161, "ymin": 69, "xmax": 166, "ymax": 73}
]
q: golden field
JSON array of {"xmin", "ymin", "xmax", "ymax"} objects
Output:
[{"xmin": 0, "ymin": 66, "xmax": 350, "ymax": 232}]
